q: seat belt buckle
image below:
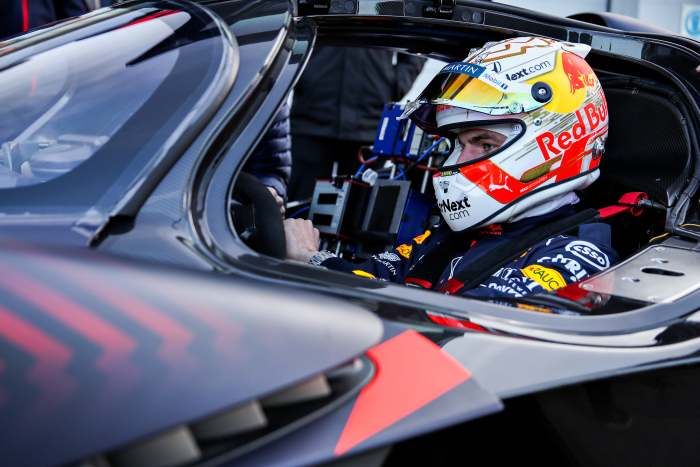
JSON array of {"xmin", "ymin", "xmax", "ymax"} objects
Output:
[
  {"xmin": 436, "ymin": 277, "xmax": 465, "ymax": 295},
  {"xmin": 404, "ymin": 278, "xmax": 433, "ymax": 289},
  {"xmin": 598, "ymin": 192, "xmax": 648, "ymax": 219}
]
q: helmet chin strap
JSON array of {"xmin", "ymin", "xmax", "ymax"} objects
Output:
[{"xmin": 508, "ymin": 191, "xmax": 580, "ymax": 223}]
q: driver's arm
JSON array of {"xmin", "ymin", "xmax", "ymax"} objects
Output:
[{"xmin": 284, "ymin": 218, "xmax": 424, "ymax": 281}]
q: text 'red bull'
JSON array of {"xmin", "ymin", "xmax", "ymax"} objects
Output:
[{"xmin": 535, "ymin": 95, "xmax": 608, "ymax": 160}]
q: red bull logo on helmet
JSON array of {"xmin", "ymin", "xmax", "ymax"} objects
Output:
[
  {"xmin": 541, "ymin": 51, "xmax": 602, "ymax": 116},
  {"xmin": 561, "ymin": 52, "xmax": 595, "ymax": 94}
]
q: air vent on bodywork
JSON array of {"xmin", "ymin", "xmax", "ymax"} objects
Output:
[
  {"xmin": 191, "ymin": 401, "xmax": 268, "ymax": 440},
  {"xmin": 261, "ymin": 374, "xmax": 332, "ymax": 407},
  {"xmin": 108, "ymin": 427, "xmax": 201, "ymax": 467},
  {"xmin": 577, "ymin": 32, "xmax": 593, "ymax": 45},
  {"xmin": 484, "ymin": 11, "xmax": 568, "ymax": 41},
  {"xmin": 75, "ymin": 358, "xmax": 374, "ymax": 467}
]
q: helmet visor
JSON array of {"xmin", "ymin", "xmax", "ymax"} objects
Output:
[{"xmin": 415, "ymin": 62, "xmax": 551, "ymax": 116}]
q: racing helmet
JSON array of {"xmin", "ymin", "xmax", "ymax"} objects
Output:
[{"xmin": 403, "ymin": 37, "xmax": 608, "ymax": 232}]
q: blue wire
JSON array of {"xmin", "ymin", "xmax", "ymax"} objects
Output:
[
  {"xmin": 391, "ymin": 163, "xmax": 407, "ymax": 180},
  {"xmin": 391, "ymin": 138, "xmax": 444, "ymax": 180},
  {"xmin": 355, "ymin": 156, "xmax": 378, "ymax": 177},
  {"xmin": 416, "ymin": 138, "xmax": 445, "ymax": 164},
  {"xmin": 289, "ymin": 206, "xmax": 310, "ymax": 218}
]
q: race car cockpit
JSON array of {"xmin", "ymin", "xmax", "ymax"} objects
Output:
[{"xmin": 231, "ymin": 37, "xmax": 698, "ymax": 318}]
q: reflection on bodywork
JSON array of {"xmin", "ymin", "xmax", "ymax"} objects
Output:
[{"xmin": 0, "ymin": 8, "xmax": 182, "ymax": 187}]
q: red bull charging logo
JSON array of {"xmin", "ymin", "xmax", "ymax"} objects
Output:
[{"xmin": 562, "ymin": 52, "xmax": 595, "ymax": 94}]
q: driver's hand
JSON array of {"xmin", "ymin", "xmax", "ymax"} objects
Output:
[
  {"xmin": 284, "ymin": 218, "xmax": 320, "ymax": 263},
  {"xmin": 267, "ymin": 186, "xmax": 285, "ymax": 216}
]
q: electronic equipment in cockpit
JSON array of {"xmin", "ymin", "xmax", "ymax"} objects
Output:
[{"xmin": 302, "ymin": 102, "xmax": 449, "ymax": 261}]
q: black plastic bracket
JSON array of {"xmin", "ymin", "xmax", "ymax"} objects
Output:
[{"xmin": 423, "ymin": 0, "xmax": 455, "ymax": 18}]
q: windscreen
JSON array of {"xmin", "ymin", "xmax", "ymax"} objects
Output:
[
  {"xmin": 0, "ymin": 14, "xmax": 179, "ymax": 187},
  {"xmin": 0, "ymin": 0, "xmax": 235, "ymax": 213}
]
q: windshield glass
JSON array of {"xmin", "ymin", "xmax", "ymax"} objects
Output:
[{"xmin": 0, "ymin": 0, "xmax": 235, "ymax": 213}]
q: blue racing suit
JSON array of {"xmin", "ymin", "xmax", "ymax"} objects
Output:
[{"xmin": 317, "ymin": 205, "xmax": 620, "ymax": 298}]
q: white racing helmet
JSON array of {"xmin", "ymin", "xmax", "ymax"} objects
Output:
[{"xmin": 402, "ymin": 37, "xmax": 609, "ymax": 232}]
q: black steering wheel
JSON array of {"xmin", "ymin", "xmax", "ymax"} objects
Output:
[{"xmin": 231, "ymin": 172, "xmax": 286, "ymax": 259}]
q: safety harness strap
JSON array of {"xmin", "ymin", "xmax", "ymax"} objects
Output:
[
  {"xmin": 403, "ymin": 230, "xmax": 477, "ymax": 289},
  {"xmin": 437, "ymin": 208, "xmax": 603, "ymax": 295},
  {"xmin": 405, "ymin": 192, "xmax": 650, "ymax": 295}
]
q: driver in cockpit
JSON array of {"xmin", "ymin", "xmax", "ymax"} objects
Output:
[{"xmin": 284, "ymin": 37, "xmax": 620, "ymax": 298}]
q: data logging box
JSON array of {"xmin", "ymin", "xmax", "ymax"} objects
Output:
[
  {"xmin": 373, "ymin": 103, "xmax": 429, "ymax": 158},
  {"xmin": 359, "ymin": 180, "xmax": 432, "ymax": 253},
  {"xmin": 308, "ymin": 179, "xmax": 369, "ymax": 238}
]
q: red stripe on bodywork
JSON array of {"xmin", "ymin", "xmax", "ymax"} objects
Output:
[
  {"xmin": 0, "ymin": 306, "xmax": 76, "ymax": 414},
  {"xmin": 100, "ymin": 268, "xmax": 246, "ymax": 363},
  {"xmin": 426, "ymin": 313, "xmax": 489, "ymax": 333},
  {"xmin": 170, "ymin": 297, "xmax": 245, "ymax": 361},
  {"xmin": 334, "ymin": 330, "xmax": 471, "ymax": 456},
  {"xmin": 118, "ymin": 10, "xmax": 178, "ymax": 29},
  {"xmin": 62, "ymin": 271, "xmax": 198, "ymax": 374},
  {"xmin": 22, "ymin": 0, "xmax": 29, "ymax": 31},
  {"xmin": 0, "ymin": 264, "xmax": 140, "ymax": 395},
  {"xmin": 29, "ymin": 62, "xmax": 43, "ymax": 97}
]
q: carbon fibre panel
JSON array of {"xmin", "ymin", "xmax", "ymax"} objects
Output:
[{"xmin": 0, "ymin": 242, "xmax": 382, "ymax": 466}]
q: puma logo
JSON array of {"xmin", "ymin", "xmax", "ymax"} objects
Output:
[{"xmin": 489, "ymin": 176, "xmax": 513, "ymax": 192}]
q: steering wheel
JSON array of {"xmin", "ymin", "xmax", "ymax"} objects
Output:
[{"xmin": 231, "ymin": 172, "xmax": 287, "ymax": 259}]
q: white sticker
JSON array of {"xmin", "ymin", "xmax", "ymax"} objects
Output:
[
  {"xmin": 378, "ymin": 117, "xmax": 389, "ymax": 140},
  {"xmin": 378, "ymin": 252, "xmax": 401, "ymax": 262},
  {"xmin": 565, "ymin": 240, "xmax": 610, "ymax": 270}
]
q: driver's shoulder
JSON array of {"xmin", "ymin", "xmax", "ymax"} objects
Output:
[{"xmin": 521, "ymin": 222, "xmax": 620, "ymax": 273}]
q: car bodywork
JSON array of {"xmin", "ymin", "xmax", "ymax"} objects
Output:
[{"xmin": 3, "ymin": 0, "xmax": 700, "ymax": 465}]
